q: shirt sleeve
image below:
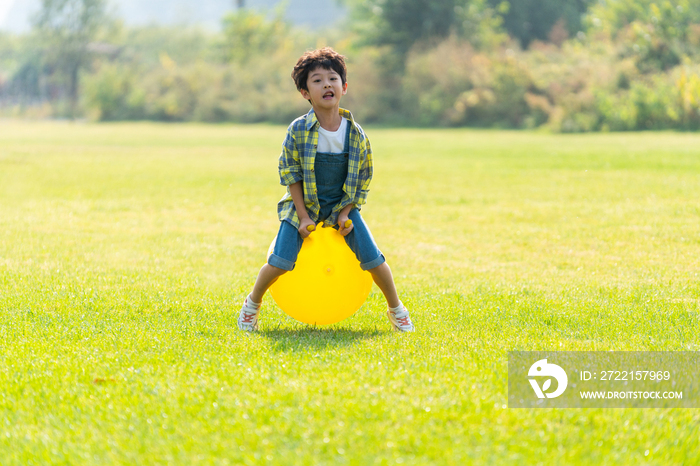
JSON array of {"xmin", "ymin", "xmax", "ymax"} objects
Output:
[
  {"xmin": 278, "ymin": 126, "xmax": 303, "ymax": 186},
  {"xmin": 354, "ymin": 135, "xmax": 373, "ymax": 206}
]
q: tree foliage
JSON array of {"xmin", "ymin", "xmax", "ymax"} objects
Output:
[
  {"xmin": 220, "ymin": 9, "xmax": 290, "ymax": 63},
  {"xmin": 490, "ymin": 0, "xmax": 594, "ymax": 48},
  {"xmin": 587, "ymin": 0, "xmax": 700, "ymax": 71},
  {"xmin": 2, "ymin": 0, "xmax": 700, "ymax": 131},
  {"xmin": 33, "ymin": 0, "xmax": 110, "ymax": 116},
  {"xmin": 351, "ymin": 0, "xmax": 505, "ymax": 57}
]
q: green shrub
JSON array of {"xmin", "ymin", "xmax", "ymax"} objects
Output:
[
  {"xmin": 401, "ymin": 38, "xmax": 536, "ymax": 127},
  {"xmin": 677, "ymin": 66, "xmax": 700, "ymax": 129},
  {"xmin": 83, "ymin": 62, "xmax": 145, "ymax": 120}
]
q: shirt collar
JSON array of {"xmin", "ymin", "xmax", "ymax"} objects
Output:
[{"xmin": 305, "ymin": 108, "xmax": 355, "ymax": 131}]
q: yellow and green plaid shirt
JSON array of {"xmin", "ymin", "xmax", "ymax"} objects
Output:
[{"xmin": 277, "ymin": 108, "xmax": 373, "ymax": 228}]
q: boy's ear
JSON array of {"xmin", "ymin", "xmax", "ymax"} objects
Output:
[
  {"xmin": 342, "ymin": 82, "xmax": 348, "ymax": 95},
  {"xmin": 300, "ymin": 88, "xmax": 311, "ymax": 100}
]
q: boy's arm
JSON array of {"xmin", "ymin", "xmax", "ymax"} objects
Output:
[
  {"xmin": 289, "ymin": 181, "xmax": 315, "ymax": 238},
  {"xmin": 354, "ymin": 135, "xmax": 373, "ymax": 206},
  {"xmin": 279, "ymin": 127, "xmax": 303, "ymax": 187},
  {"xmin": 337, "ymin": 203, "xmax": 354, "ymax": 237},
  {"xmin": 338, "ymin": 130, "xmax": 372, "ymax": 237},
  {"xmin": 279, "ymin": 123, "xmax": 313, "ymax": 236}
]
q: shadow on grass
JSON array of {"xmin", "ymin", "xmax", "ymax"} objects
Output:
[{"xmin": 259, "ymin": 325, "xmax": 388, "ymax": 352}]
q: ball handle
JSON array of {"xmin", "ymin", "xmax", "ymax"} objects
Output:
[{"xmin": 307, "ymin": 221, "xmax": 350, "ymax": 232}]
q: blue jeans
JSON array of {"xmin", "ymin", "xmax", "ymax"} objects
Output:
[
  {"xmin": 268, "ymin": 134, "xmax": 385, "ymax": 272},
  {"xmin": 268, "ymin": 209, "xmax": 385, "ymax": 272}
]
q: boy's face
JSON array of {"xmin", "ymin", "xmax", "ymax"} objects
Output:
[{"xmin": 300, "ymin": 66, "xmax": 347, "ymax": 109}]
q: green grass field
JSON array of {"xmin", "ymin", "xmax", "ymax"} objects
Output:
[{"xmin": 1, "ymin": 121, "xmax": 699, "ymax": 465}]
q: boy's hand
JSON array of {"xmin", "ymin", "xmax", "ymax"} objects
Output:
[
  {"xmin": 299, "ymin": 217, "xmax": 316, "ymax": 239},
  {"xmin": 338, "ymin": 217, "xmax": 353, "ymax": 237}
]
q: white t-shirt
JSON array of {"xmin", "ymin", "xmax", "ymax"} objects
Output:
[{"xmin": 317, "ymin": 118, "xmax": 348, "ymax": 154}]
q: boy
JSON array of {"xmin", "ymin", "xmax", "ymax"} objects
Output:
[{"xmin": 238, "ymin": 47, "xmax": 414, "ymax": 332}]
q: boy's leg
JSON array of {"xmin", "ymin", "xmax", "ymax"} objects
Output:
[
  {"xmin": 368, "ymin": 262, "xmax": 400, "ymax": 309},
  {"xmin": 367, "ymin": 262, "xmax": 414, "ymax": 332},
  {"xmin": 250, "ymin": 264, "xmax": 286, "ymax": 303},
  {"xmin": 238, "ymin": 221, "xmax": 303, "ymax": 331},
  {"xmin": 343, "ymin": 209, "xmax": 414, "ymax": 331}
]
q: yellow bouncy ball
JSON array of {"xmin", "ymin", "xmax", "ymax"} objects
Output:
[{"xmin": 268, "ymin": 221, "xmax": 373, "ymax": 325}]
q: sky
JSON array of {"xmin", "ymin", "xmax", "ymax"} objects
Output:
[
  {"xmin": 0, "ymin": 0, "xmax": 346, "ymax": 33},
  {"xmin": 0, "ymin": 0, "xmax": 13, "ymax": 25}
]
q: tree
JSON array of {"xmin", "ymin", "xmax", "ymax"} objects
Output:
[
  {"xmin": 351, "ymin": 0, "xmax": 504, "ymax": 58},
  {"xmin": 220, "ymin": 9, "xmax": 289, "ymax": 64},
  {"xmin": 587, "ymin": 0, "xmax": 700, "ymax": 71},
  {"xmin": 362, "ymin": 0, "xmax": 457, "ymax": 55},
  {"xmin": 490, "ymin": 0, "xmax": 594, "ymax": 48},
  {"xmin": 33, "ymin": 0, "xmax": 109, "ymax": 117}
]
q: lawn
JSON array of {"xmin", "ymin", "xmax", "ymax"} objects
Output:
[{"xmin": 1, "ymin": 121, "xmax": 699, "ymax": 465}]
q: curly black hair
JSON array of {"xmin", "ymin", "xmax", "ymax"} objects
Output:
[{"xmin": 291, "ymin": 47, "xmax": 347, "ymax": 92}]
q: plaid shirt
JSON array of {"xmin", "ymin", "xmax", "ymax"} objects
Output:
[{"xmin": 277, "ymin": 108, "xmax": 373, "ymax": 228}]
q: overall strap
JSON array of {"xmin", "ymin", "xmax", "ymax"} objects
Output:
[{"xmin": 342, "ymin": 118, "xmax": 351, "ymax": 155}]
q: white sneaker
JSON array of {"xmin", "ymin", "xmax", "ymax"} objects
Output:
[
  {"xmin": 237, "ymin": 297, "xmax": 261, "ymax": 332},
  {"xmin": 387, "ymin": 305, "xmax": 415, "ymax": 332}
]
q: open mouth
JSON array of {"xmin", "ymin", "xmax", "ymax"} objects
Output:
[{"xmin": 323, "ymin": 92, "xmax": 335, "ymax": 99}]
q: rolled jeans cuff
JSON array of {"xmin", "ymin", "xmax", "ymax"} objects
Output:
[
  {"xmin": 360, "ymin": 253, "xmax": 385, "ymax": 271},
  {"xmin": 267, "ymin": 253, "xmax": 296, "ymax": 271}
]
